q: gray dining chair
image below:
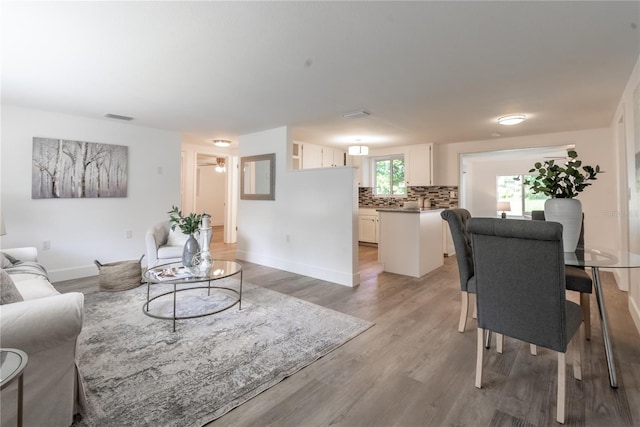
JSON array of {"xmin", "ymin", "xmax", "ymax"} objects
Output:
[
  {"xmin": 532, "ymin": 210, "xmax": 592, "ymax": 340},
  {"xmin": 468, "ymin": 218, "xmax": 583, "ymax": 424},
  {"xmin": 440, "ymin": 209, "xmax": 476, "ymax": 333}
]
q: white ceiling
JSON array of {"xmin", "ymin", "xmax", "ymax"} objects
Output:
[{"xmin": 2, "ymin": 1, "xmax": 639, "ymax": 150}]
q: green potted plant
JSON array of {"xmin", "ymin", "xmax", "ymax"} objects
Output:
[
  {"xmin": 527, "ymin": 150, "xmax": 603, "ymax": 251},
  {"xmin": 168, "ymin": 206, "xmax": 205, "ymax": 267}
]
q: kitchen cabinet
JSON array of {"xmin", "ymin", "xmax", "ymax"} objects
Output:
[
  {"xmin": 349, "ymin": 155, "xmax": 370, "ymax": 187},
  {"xmin": 406, "ymin": 143, "xmax": 432, "ymax": 186},
  {"xmin": 358, "ymin": 208, "xmax": 379, "ymax": 243},
  {"xmin": 298, "ymin": 143, "xmax": 346, "ymax": 169},
  {"xmin": 302, "ymin": 143, "xmax": 323, "ymax": 169},
  {"xmin": 322, "ymin": 147, "xmax": 346, "ymax": 167}
]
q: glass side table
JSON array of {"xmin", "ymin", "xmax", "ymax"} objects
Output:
[{"xmin": 0, "ymin": 348, "xmax": 28, "ymax": 427}]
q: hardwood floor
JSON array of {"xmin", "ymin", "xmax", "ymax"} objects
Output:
[{"xmin": 55, "ymin": 229, "xmax": 640, "ymax": 426}]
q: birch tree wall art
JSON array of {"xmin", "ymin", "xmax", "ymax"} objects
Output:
[{"xmin": 32, "ymin": 137, "xmax": 128, "ymax": 199}]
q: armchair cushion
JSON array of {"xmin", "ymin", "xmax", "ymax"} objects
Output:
[
  {"xmin": 157, "ymin": 245, "xmax": 183, "ymax": 259},
  {"xmin": 12, "ymin": 274, "xmax": 60, "ymax": 300},
  {"xmin": 166, "ymin": 227, "xmax": 190, "ymax": 246},
  {"xmin": 0, "ymin": 269, "xmax": 23, "ymax": 304}
]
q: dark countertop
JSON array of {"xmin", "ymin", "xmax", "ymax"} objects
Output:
[{"xmin": 375, "ymin": 207, "xmax": 443, "ymax": 214}]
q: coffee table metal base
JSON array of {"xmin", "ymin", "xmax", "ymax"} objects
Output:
[
  {"xmin": 142, "ymin": 262, "xmax": 244, "ymax": 331},
  {"xmin": 143, "ymin": 284, "xmax": 242, "ymax": 332}
]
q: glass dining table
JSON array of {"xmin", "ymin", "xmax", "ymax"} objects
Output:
[{"xmin": 565, "ymin": 246, "xmax": 640, "ymax": 389}]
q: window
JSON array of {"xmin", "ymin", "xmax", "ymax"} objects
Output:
[
  {"xmin": 374, "ymin": 156, "xmax": 406, "ymax": 196},
  {"xmin": 496, "ymin": 174, "xmax": 548, "ymax": 217}
]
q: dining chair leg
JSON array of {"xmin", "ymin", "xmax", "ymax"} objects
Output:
[
  {"xmin": 472, "ymin": 293, "xmax": 477, "ymax": 319},
  {"xmin": 459, "ymin": 291, "xmax": 469, "ymax": 332},
  {"xmin": 496, "ymin": 333, "xmax": 504, "ymax": 354},
  {"xmin": 557, "ymin": 351, "xmax": 566, "ymax": 424},
  {"xmin": 573, "ymin": 325, "xmax": 583, "ymax": 381},
  {"xmin": 475, "ymin": 327, "xmax": 484, "ymax": 388},
  {"xmin": 580, "ymin": 292, "xmax": 591, "ymax": 340}
]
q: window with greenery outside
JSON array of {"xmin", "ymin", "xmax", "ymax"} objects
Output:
[
  {"xmin": 374, "ymin": 157, "xmax": 406, "ymax": 196},
  {"xmin": 496, "ymin": 174, "xmax": 548, "ymax": 217}
]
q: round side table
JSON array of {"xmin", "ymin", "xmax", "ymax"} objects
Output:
[{"xmin": 1, "ymin": 348, "xmax": 28, "ymax": 427}]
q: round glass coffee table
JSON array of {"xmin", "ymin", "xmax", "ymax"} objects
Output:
[{"xmin": 143, "ymin": 260, "xmax": 243, "ymax": 331}]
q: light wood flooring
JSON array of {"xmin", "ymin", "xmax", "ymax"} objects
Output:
[{"xmin": 55, "ymin": 227, "xmax": 640, "ymax": 426}]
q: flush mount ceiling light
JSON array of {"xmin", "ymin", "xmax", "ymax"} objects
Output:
[
  {"xmin": 497, "ymin": 114, "xmax": 526, "ymax": 126},
  {"xmin": 348, "ymin": 145, "xmax": 369, "ymax": 156},
  {"xmin": 213, "ymin": 139, "xmax": 231, "ymax": 147}
]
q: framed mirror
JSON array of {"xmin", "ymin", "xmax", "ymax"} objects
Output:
[{"xmin": 240, "ymin": 153, "xmax": 276, "ymax": 200}]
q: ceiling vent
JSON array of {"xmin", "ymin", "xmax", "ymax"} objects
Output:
[
  {"xmin": 104, "ymin": 113, "xmax": 134, "ymax": 121},
  {"xmin": 341, "ymin": 110, "xmax": 370, "ymax": 119}
]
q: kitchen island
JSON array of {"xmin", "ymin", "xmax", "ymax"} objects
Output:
[{"xmin": 377, "ymin": 208, "xmax": 444, "ymax": 278}]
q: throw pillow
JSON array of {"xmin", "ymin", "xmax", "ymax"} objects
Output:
[
  {"xmin": 0, "ymin": 269, "xmax": 24, "ymax": 304},
  {"xmin": 0, "ymin": 252, "xmax": 15, "ymax": 268},
  {"xmin": 166, "ymin": 228, "xmax": 190, "ymax": 246}
]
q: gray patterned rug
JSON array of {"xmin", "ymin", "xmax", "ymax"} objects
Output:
[{"xmin": 75, "ymin": 279, "xmax": 373, "ymax": 427}]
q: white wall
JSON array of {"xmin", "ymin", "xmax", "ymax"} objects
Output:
[
  {"xmin": 0, "ymin": 105, "xmax": 182, "ymax": 281},
  {"xmin": 613, "ymin": 55, "xmax": 640, "ymax": 332},
  {"xmin": 436, "ymin": 128, "xmax": 619, "ymax": 256},
  {"xmin": 236, "ymin": 126, "xmax": 359, "ymax": 287}
]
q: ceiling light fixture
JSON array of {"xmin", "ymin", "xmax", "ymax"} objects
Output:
[
  {"xmin": 348, "ymin": 145, "xmax": 369, "ymax": 156},
  {"xmin": 213, "ymin": 139, "xmax": 231, "ymax": 147},
  {"xmin": 497, "ymin": 114, "xmax": 526, "ymax": 126},
  {"xmin": 215, "ymin": 157, "xmax": 226, "ymax": 173}
]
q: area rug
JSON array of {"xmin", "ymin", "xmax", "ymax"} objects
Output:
[{"xmin": 75, "ymin": 278, "xmax": 373, "ymax": 427}]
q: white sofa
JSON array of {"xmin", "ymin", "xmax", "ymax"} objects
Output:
[
  {"xmin": 1, "ymin": 247, "xmax": 84, "ymax": 427},
  {"xmin": 144, "ymin": 221, "xmax": 186, "ymax": 267}
]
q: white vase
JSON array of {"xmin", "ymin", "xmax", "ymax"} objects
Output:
[{"xmin": 544, "ymin": 198, "xmax": 582, "ymax": 252}]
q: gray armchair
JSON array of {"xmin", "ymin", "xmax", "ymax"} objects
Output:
[
  {"xmin": 441, "ymin": 209, "xmax": 476, "ymax": 332},
  {"xmin": 144, "ymin": 221, "xmax": 183, "ymax": 267},
  {"xmin": 468, "ymin": 218, "xmax": 583, "ymax": 424},
  {"xmin": 532, "ymin": 210, "xmax": 592, "ymax": 339}
]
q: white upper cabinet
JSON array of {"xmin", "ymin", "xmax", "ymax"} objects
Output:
[
  {"xmin": 322, "ymin": 147, "xmax": 346, "ymax": 167},
  {"xmin": 406, "ymin": 143, "xmax": 432, "ymax": 187},
  {"xmin": 299, "ymin": 143, "xmax": 346, "ymax": 169},
  {"xmin": 302, "ymin": 143, "xmax": 323, "ymax": 169},
  {"xmin": 349, "ymin": 155, "xmax": 370, "ymax": 187}
]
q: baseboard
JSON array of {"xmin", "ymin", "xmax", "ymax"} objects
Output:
[
  {"xmin": 49, "ymin": 264, "xmax": 98, "ymax": 283},
  {"xmin": 612, "ymin": 269, "xmax": 629, "ymax": 291},
  {"xmin": 236, "ymin": 250, "xmax": 359, "ymax": 287},
  {"xmin": 629, "ymin": 296, "xmax": 640, "ymax": 336}
]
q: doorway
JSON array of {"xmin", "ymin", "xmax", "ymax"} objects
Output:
[{"xmin": 195, "ymin": 154, "xmax": 226, "ymax": 228}]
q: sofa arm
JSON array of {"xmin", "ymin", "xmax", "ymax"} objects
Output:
[
  {"xmin": 2, "ymin": 247, "xmax": 38, "ymax": 262},
  {"xmin": 1, "ymin": 292, "xmax": 83, "ymax": 354}
]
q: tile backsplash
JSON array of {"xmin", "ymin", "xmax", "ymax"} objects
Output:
[{"xmin": 359, "ymin": 186, "xmax": 458, "ymax": 209}]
